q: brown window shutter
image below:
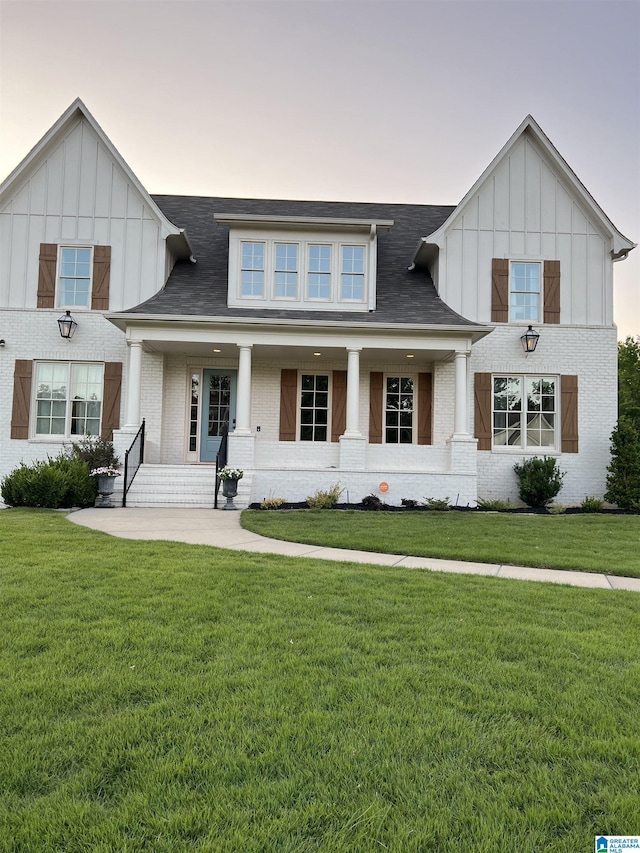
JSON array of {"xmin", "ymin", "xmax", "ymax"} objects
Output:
[
  {"xmin": 331, "ymin": 370, "xmax": 347, "ymax": 442},
  {"xmin": 474, "ymin": 372, "xmax": 492, "ymax": 450},
  {"xmin": 417, "ymin": 372, "xmax": 433, "ymax": 445},
  {"xmin": 369, "ymin": 372, "xmax": 383, "ymax": 444},
  {"xmin": 101, "ymin": 362, "xmax": 122, "ymax": 440},
  {"xmin": 37, "ymin": 244, "xmax": 57, "ymax": 308},
  {"xmin": 543, "ymin": 260, "xmax": 560, "ymax": 324},
  {"xmin": 91, "ymin": 246, "xmax": 111, "ymax": 311},
  {"xmin": 560, "ymin": 375, "xmax": 578, "ymax": 453},
  {"xmin": 11, "ymin": 360, "xmax": 33, "ymax": 439},
  {"xmin": 491, "ymin": 258, "xmax": 509, "ymax": 323},
  {"xmin": 279, "ymin": 369, "xmax": 297, "ymax": 441}
]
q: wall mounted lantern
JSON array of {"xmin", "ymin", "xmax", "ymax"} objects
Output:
[
  {"xmin": 520, "ymin": 325, "xmax": 540, "ymax": 353},
  {"xmin": 58, "ymin": 310, "xmax": 77, "ymax": 340},
  {"xmin": 0, "ymin": 339, "xmax": 5, "ymax": 347}
]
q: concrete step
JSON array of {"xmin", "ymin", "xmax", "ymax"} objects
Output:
[{"xmin": 123, "ymin": 465, "xmax": 251, "ymax": 509}]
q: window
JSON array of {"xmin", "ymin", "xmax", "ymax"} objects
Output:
[
  {"xmin": 307, "ymin": 245, "xmax": 331, "ymax": 300},
  {"xmin": 300, "ymin": 374, "xmax": 329, "ymax": 441},
  {"xmin": 341, "ymin": 246, "xmax": 365, "ymax": 300},
  {"xmin": 241, "ymin": 242, "xmax": 265, "ymax": 297},
  {"xmin": 58, "ymin": 247, "xmax": 92, "ymax": 307},
  {"xmin": 34, "ymin": 362, "xmax": 104, "ymax": 437},
  {"xmin": 493, "ymin": 375, "xmax": 557, "ymax": 449},
  {"xmin": 385, "ymin": 376, "xmax": 414, "ymax": 444},
  {"xmin": 274, "ymin": 244, "xmax": 298, "ymax": 298},
  {"xmin": 510, "ymin": 262, "xmax": 540, "ymax": 322}
]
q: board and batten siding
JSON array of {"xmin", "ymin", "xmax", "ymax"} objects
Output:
[
  {"xmin": 438, "ymin": 134, "xmax": 612, "ymax": 326},
  {"xmin": 0, "ymin": 116, "xmax": 166, "ymax": 311}
]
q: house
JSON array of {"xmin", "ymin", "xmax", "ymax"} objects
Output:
[{"xmin": 0, "ymin": 99, "xmax": 635, "ymax": 508}]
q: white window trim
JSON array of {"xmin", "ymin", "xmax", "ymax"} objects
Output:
[
  {"xmin": 228, "ymin": 230, "xmax": 371, "ymax": 312},
  {"xmin": 273, "ymin": 242, "xmax": 300, "ymax": 301},
  {"xmin": 31, "ymin": 361, "xmax": 104, "ymax": 440},
  {"xmin": 491, "ymin": 373, "xmax": 559, "ymax": 453},
  {"xmin": 382, "ymin": 373, "xmax": 417, "ymax": 445},
  {"xmin": 298, "ymin": 371, "xmax": 332, "ymax": 443},
  {"xmin": 509, "ymin": 260, "xmax": 541, "ymax": 324},
  {"xmin": 306, "ymin": 243, "xmax": 333, "ymax": 302},
  {"xmin": 56, "ymin": 245, "xmax": 94, "ymax": 309}
]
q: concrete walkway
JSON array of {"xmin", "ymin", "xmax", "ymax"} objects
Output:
[{"xmin": 68, "ymin": 507, "xmax": 640, "ymax": 593}]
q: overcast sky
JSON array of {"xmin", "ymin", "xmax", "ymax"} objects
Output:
[{"xmin": 1, "ymin": 0, "xmax": 638, "ymax": 338}]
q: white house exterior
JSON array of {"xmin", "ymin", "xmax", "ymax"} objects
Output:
[{"xmin": 0, "ymin": 100, "xmax": 634, "ymax": 508}]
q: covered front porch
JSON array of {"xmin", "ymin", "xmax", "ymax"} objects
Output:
[{"xmin": 108, "ymin": 316, "xmax": 489, "ymax": 507}]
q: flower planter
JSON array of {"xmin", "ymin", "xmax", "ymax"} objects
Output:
[
  {"xmin": 221, "ymin": 477, "xmax": 239, "ymax": 510},
  {"xmin": 96, "ymin": 474, "xmax": 117, "ymax": 508}
]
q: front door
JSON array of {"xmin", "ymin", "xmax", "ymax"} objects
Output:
[{"xmin": 200, "ymin": 370, "xmax": 237, "ymax": 462}]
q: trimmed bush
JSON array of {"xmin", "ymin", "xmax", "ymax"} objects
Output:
[
  {"xmin": 1, "ymin": 455, "xmax": 97, "ymax": 508},
  {"xmin": 513, "ymin": 456, "xmax": 564, "ymax": 508},
  {"xmin": 605, "ymin": 417, "xmax": 640, "ymax": 510}
]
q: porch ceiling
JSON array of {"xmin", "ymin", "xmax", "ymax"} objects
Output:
[{"xmin": 142, "ymin": 339, "xmax": 458, "ymax": 365}]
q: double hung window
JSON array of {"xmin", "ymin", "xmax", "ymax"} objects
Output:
[
  {"xmin": 34, "ymin": 362, "xmax": 104, "ymax": 437},
  {"xmin": 307, "ymin": 245, "xmax": 331, "ymax": 300},
  {"xmin": 241, "ymin": 242, "xmax": 265, "ymax": 297},
  {"xmin": 492, "ymin": 375, "xmax": 557, "ymax": 449},
  {"xmin": 58, "ymin": 247, "xmax": 92, "ymax": 308},
  {"xmin": 341, "ymin": 246, "xmax": 365, "ymax": 300},
  {"xmin": 274, "ymin": 244, "xmax": 298, "ymax": 298},
  {"xmin": 510, "ymin": 262, "xmax": 540, "ymax": 322}
]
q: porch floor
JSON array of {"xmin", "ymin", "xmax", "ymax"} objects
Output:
[{"xmin": 67, "ymin": 508, "xmax": 640, "ymax": 593}]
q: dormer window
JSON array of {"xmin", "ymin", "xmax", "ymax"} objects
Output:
[{"xmin": 217, "ymin": 212, "xmax": 393, "ymax": 313}]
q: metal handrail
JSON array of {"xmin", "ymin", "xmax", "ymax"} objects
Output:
[
  {"xmin": 122, "ymin": 419, "xmax": 145, "ymax": 507},
  {"xmin": 214, "ymin": 423, "xmax": 229, "ymax": 509}
]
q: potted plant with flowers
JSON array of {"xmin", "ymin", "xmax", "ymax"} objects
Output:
[
  {"xmin": 217, "ymin": 466, "xmax": 244, "ymax": 510},
  {"xmin": 91, "ymin": 466, "xmax": 121, "ymax": 508}
]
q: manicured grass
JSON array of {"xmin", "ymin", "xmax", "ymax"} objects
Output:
[
  {"xmin": 242, "ymin": 510, "xmax": 640, "ymax": 577},
  {"xmin": 1, "ymin": 508, "xmax": 639, "ymax": 852}
]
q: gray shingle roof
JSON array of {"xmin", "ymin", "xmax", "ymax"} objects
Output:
[{"xmin": 127, "ymin": 196, "xmax": 476, "ymax": 327}]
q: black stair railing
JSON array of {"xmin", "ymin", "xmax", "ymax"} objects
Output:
[
  {"xmin": 122, "ymin": 419, "xmax": 145, "ymax": 507},
  {"xmin": 214, "ymin": 423, "xmax": 229, "ymax": 509}
]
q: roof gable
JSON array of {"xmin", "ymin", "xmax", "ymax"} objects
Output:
[{"xmin": 414, "ymin": 115, "xmax": 636, "ymax": 264}]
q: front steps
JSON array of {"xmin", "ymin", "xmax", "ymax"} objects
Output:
[{"xmin": 121, "ymin": 464, "xmax": 252, "ymax": 509}]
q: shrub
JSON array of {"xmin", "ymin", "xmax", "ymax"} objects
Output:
[
  {"xmin": 422, "ymin": 497, "xmax": 450, "ymax": 511},
  {"xmin": 401, "ymin": 498, "xmax": 419, "ymax": 509},
  {"xmin": 1, "ymin": 455, "xmax": 96, "ymax": 508},
  {"xmin": 605, "ymin": 417, "xmax": 640, "ymax": 510},
  {"xmin": 362, "ymin": 494, "xmax": 385, "ymax": 510},
  {"xmin": 306, "ymin": 483, "xmax": 343, "ymax": 509},
  {"xmin": 581, "ymin": 495, "xmax": 604, "ymax": 513},
  {"xmin": 260, "ymin": 494, "xmax": 287, "ymax": 510},
  {"xmin": 476, "ymin": 497, "xmax": 512, "ymax": 511},
  {"xmin": 513, "ymin": 456, "xmax": 564, "ymax": 508},
  {"xmin": 68, "ymin": 436, "xmax": 120, "ymax": 471}
]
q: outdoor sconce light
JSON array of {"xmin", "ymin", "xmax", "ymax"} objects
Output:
[
  {"xmin": 58, "ymin": 310, "xmax": 78, "ymax": 340},
  {"xmin": 0, "ymin": 339, "xmax": 5, "ymax": 347},
  {"xmin": 520, "ymin": 325, "xmax": 540, "ymax": 353}
]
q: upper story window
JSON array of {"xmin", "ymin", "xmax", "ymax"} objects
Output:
[
  {"xmin": 510, "ymin": 262, "xmax": 540, "ymax": 322},
  {"xmin": 492, "ymin": 375, "xmax": 557, "ymax": 450},
  {"xmin": 218, "ymin": 214, "xmax": 393, "ymax": 313},
  {"xmin": 34, "ymin": 362, "xmax": 104, "ymax": 437},
  {"xmin": 274, "ymin": 244, "xmax": 298, "ymax": 299},
  {"xmin": 307, "ymin": 245, "xmax": 331, "ymax": 300},
  {"xmin": 341, "ymin": 246, "xmax": 365, "ymax": 301},
  {"xmin": 241, "ymin": 242, "xmax": 265, "ymax": 297},
  {"xmin": 58, "ymin": 247, "xmax": 92, "ymax": 308}
]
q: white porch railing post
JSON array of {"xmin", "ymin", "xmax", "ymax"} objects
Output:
[
  {"xmin": 124, "ymin": 340, "xmax": 143, "ymax": 429},
  {"xmin": 235, "ymin": 344, "xmax": 252, "ymax": 435}
]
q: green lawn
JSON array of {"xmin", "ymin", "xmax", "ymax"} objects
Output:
[
  {"xmin": 1, "ymin": 508, "xmax": 639, "ymax": 852},
  {"xmin": 242, "ymin": 509, "xmax": 640, "ymax": 577}
]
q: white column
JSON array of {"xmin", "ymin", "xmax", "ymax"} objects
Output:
[
  {"xmin": 453, "ymin": 350, "xmax": 470, "ymax": 437},
  {"xmin": 124, "ymin": 340, "xmax": 143, "ymax": 429},
  {"xmin": 235, "ymin": 344, "xmax": 252, "ymax": 435},
  {"xmin": 345, "ymin": 347, "xmax": 362, "ymax": 437}
]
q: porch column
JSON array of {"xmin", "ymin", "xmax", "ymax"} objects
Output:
[
  {"xmin": 453, "ymin": 350, "xmax": 470, "ymax": 437},
  {"xmin": 124, "ymin": 340, "xmax": 143, "ymax": 429},
  {"xmin": 345, "ymin": 347, "xmax": 362, "ymax": 437},
  {"xmin": 235, "ymin": 344, "xmax": 252, "ymax": 435}
]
